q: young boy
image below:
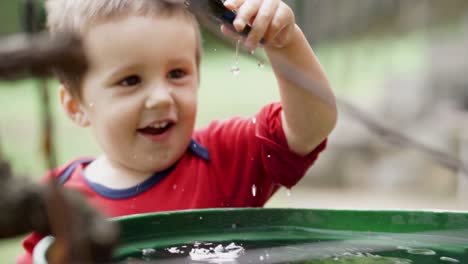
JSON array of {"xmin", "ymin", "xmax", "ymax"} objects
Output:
[{"xmin": 18, "ymin": 0, "xmax": 337, "ymax": 263}]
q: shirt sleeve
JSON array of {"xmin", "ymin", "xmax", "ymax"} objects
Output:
[
  {"xmin": 16, "ymin": 232, "xmax": 44, "ymax": 264},
  {"xmin": 195, "ymin": 102, "xmax": 327, "ymax": 206}
]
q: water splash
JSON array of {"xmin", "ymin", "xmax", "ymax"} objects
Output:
[
  {"xmin": 441, "ymin": 256, "xmax": 460, "ymax": 263},
  {"xmin": 189, "ymin": 242, "xmax": 245, "ymax": 263},
  {"xmin": 166, "ymin": 247, "xmax": 183, "ymax": 254},
  {"xmin": 141, "ymin": 248, "xmax": 156, "ymax": 257},
  {"xmin": 230, "ymin": 40, "xmax": 241, "ymax": 77}
]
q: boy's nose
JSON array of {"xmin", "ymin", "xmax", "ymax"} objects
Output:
[{"xmin": 145, "ymin": 86, "xmax": 174, "ymax": 109}]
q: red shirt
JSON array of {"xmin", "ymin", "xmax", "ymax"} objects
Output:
[{"xmin": 17, "ymin": 103, "xmax": 327, "ymax": 263}]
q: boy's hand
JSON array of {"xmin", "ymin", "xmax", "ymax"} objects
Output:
[{"xmin": 222, "ymin": 0, "xmax": 296, "ymax": 51}]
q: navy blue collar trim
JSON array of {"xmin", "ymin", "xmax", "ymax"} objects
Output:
[
  {"xmin": 189, "ymin": 139, "xmax": 210, "ymax": 161},
  {"xmin": 57, "ymin": 139, "xmax": 209, "ymax": 200},
  {"xmin": 83, "ymin": 162, "xmax": 177, "ymax": 200},
  {"xmin": 57, "ymin": 158, "xmax": 94, "ymax": 185}
]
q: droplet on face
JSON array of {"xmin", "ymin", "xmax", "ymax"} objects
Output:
[{"xmin": 251, "ymin": 184, "xmax": 257, "ymax": 197}]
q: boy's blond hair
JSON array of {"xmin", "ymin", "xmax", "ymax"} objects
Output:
[{"xmin": 46, "ymin": 0, "xmax": 202, "ymax": 98}]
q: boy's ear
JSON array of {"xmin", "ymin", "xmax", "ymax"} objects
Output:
[{"xmin": 59, "ymin": 85, "xmax": 90, "ymax": 127}]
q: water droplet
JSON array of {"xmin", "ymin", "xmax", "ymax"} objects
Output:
[
  {"xmin": 192, "ymin": 143, "xmax": 197, "ymax": 148},
  {"xmin": 286, "ymin": 189, "xmax": 292, "ymax": 197},
  {"xmin": 250, "ymin": 50, "xmax": 255, "ymax": 55},
  {"xmin": 230, "ymin": 39, "xmax": 241, "ymax": 77},
  {"xmin": 167, "ymin": 247, "xmax": 182, "ymax": 254},
  {"xmin": 257, "ymin": 60, "xmax": 265, "ymax": 68},
  {"xmin": 199, "ymin": 216, "xmax": 203, "ymax": 220},
  {"xmin": 407, "ymin": 248, "xmax": 436, "ymax": 255},
  {"xmin": 88, "ymin": 102, "xmax": 95, "ymax": 108},
  {"xmin": 267, "ymin": 155, "xmax": 271, "ymax": 159},
  {"xmin": 235, "ymin": 40, "xmax": 240, "ymax": 63},
  {"xmin": 251, "ymin": 184, "xmax": 257, "ymax": 197},
  {"xmin": 232, "ymin": 223, "xmax": 237, "ymax": 229},
  {"xmin": 441, "ymin": 257, "xmax": 460, "ymax": 263},
  {"xmin": 182, "ymin": 188, "xmax": 185, "ymax": 192},
  {"xmin": 231, "ymin": 65, "xmax": 240, "ymax": 76},
  {"xmin": 259, "ymin": 255, "xmax": 264, "ymax": 261},
  {"xmin": 173, "ymin": 184, "xmax": 177, "ymax": 190},
  {"xmin": 213, "ymin": 48, "xmax": 217, "ymax": 52},
  {"xmin": 142, "ymin": 248, "xmax": 156, "ymax": 256},
  {"xmin": 252, "ymin": 117, "xmax": 257, "ymax": 124}
]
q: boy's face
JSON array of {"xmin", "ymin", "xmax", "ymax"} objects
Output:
[{"xmin": 73, "ymin": 15, "xmax": 199, "ymax": 174}]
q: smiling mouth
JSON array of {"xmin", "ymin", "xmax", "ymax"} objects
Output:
[{"xmin": 137, "ymin": 121, "xmax": 175, "ymax": 135}]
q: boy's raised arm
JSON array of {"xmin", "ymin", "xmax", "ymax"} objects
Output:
[{"xmin": 223, "ymin": 0, "xmax": 337, "ymax": 156}]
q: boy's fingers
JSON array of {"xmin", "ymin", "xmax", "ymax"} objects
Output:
[
  {"xmin": 246, "ymin": 0, "xmax": 280, "ymax": 49},
  {"xmin": 233, "ymin": 0, "xmax": 262, "ymax": 33},
  {"xmin": 224, "ymin": 0, "xmax": 245, "ymax": 11},
  {"xmin": 263, "ymin": 3, "xmax": 294, "ymax": 45},
  {"xmin": 220, "ymin": 24, "xmax": 244, "ymax": 40}
]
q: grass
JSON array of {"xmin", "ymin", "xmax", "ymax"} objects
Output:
[{"xmin": 0, "ymin": 33, "xmax": 427, "ymax": 262}]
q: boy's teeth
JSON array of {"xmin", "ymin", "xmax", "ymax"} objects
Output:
[{"xmin": 150, "ymin": 122, "xmax": 169, "ymax": 129}]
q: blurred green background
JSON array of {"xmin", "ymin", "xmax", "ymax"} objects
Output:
[{"xmin": 2, "ymin": 0, "xmax": 468, "ymax": 262}]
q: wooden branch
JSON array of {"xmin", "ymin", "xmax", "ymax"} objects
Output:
[
  {"xmin": 0, "ymin": 32, "xmax": 87, "ymax": 80},
  {"xmin": 0, "ymin": 159, "xmax": 118, "ymax": 263},
  {"xmin": 339, "ymin": 99, "xmax": 468, "ymax": 175}
]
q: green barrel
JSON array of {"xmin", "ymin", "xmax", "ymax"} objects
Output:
[{"xmin": 113, "ymin": 208, "xmax": 468, "ymax": 263}]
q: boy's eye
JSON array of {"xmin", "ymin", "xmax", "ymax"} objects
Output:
[
  {"xmin": 168, "ymin": 69, "xmax": 186, "ymax": 79},
  {"xmin": 118, "ymin": 75, "xmax": 141, "ymax": 87}
]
